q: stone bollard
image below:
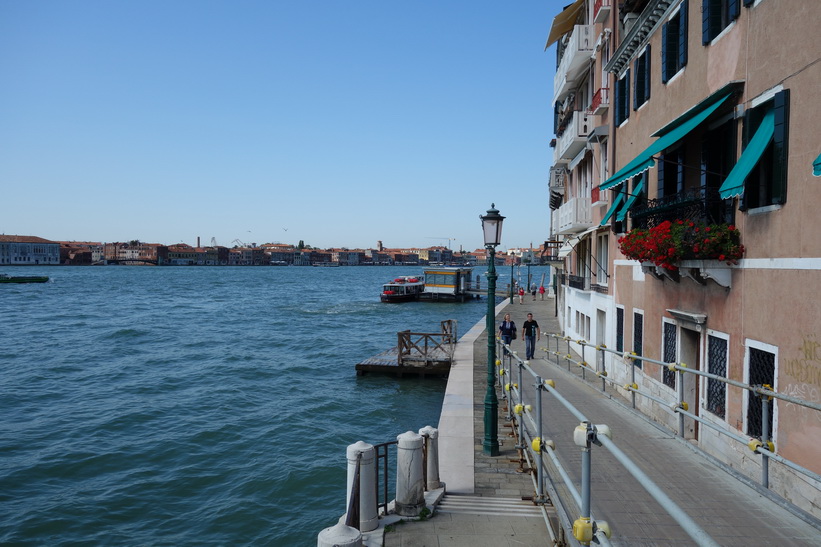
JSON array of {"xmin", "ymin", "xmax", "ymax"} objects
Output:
[
  {"xmin": 345, "ymin": 441, "xmax": 378, "ymax": 532},
  {"xmin": 316, "ymin": 522, "xmax": 362, "ymax": 547},
  {"xmin": 418, "ymin": 426, "xmax": 441, "ymax": 490},
  {"xmin": 395, "ymin": 431, "xmax": 425, "ymax": 516}
]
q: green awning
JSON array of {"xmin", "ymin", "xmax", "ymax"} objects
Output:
[
  {"xmin": 600, "ymin": 191, "xmax": 627, "ymax": 226},
  {"xmin": 813, "ymin": 153, "xmax": 821, "ymax": 177},
  {"xmin": 719, "ymin": 109, "xmax": 774, "ymax": 199},
  {"xmin": 599, "ymin": 91, "xmax": 734, "ymax": 191},
  {"xmin": 616, "ymin": 177, "xmax": 645, "ymax": 222}
]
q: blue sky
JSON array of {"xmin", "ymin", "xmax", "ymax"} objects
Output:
[{"xmin": 1, "ymin": 1, "xmax": 561, "ymax": 251}]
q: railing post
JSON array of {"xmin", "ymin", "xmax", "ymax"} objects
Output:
[
  {"xmin": 395, "ymin": 431, "xmax": 425, "ymax": 516},
  {"xmin": 517, "ymin": 361, "xmax": 525, "ymax": 454},
  {"xmin": 345, "ymin": 441, "xmax": 377, "ymax": 532},
  {"xmin": 631, "ymin": 357, "xmax": 637, "ymax": 409},
  {"xmin": 598, "ymin": 346, "xmax": 606, "ymax": 392},
  {"xmin": 536, "ymin": 376, "xmax": 545, "ymax": 502},
  {"xmin": 761, "ymin": 394, "xmax": 771, "ymax": 488},
  {"xmin": 581, "ymin": 342, "xmax": 586, "ymax": 380},
  {"xmin": 418, "ymin": 426, "xmax": 441, "ymax": 490},
  {"xmin": 677, "ymin": 368, "xmax": 686, "ymax": 438}
]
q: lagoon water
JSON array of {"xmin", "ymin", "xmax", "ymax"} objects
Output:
[{"xmin": 0, "ymin": 265, "xmax": 531, "ymax": 545}]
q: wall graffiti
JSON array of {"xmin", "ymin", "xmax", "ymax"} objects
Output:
[{"xmin": 782, "ymin": 334, "xmax": 821, "ymax": 424}]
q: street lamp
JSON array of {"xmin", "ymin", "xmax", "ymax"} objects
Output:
[{"xmin": 480, "ymin": 203, "xmax": 505, "ymax": 456}]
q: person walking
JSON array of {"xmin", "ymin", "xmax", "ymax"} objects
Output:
[
  {"xmin": 518, "ymin": 286, "xmax": 525, "ymax": 304},
  {"xmin": 522, "ymin": 313, "xmax": 540, "ymax": 360},
  {"xmin": 498, "ymin": 313, "xmax": 516, "ymax": 355},
  {"xmin": 539, "ymin": 285, "xmax": 545, "ymax": 300},
  {"xmin": 530, "ymin": 282, "xmax": 537, "ymax": 300}
]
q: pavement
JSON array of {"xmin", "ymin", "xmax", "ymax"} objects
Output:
[{"xmin": 377, "ymin": 292, "xmax": 821, "ymax": 546}]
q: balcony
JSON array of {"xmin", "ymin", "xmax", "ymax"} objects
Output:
[
  {"xmin": 593, "ymin": 0, "xmax": 611, "ymax": 24},
  {"xmin": 554, "ymin": 24, "xmax": 594, "ymax": 104},
  {"xmin": 556, "ymin": 110, "xmax": 591, "ymax": 161},
  {"xmin": 630, "ymin": 187, "xmax": 734, "ymax": 228},
  {"xmin": 549, "ymin": 166, "xmax": 566, "ymax": 191},
  {"xmin": 553, "ymin": 196, "xmax": 593, "ymax": 235},
  {"xmin": 588, "ymin": 87, "xmax": 610, "ymax": 115}
]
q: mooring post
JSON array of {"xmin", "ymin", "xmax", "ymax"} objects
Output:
[
  {"xmin": 418, "ymin": 426, "xmax": 441, "ymax": 490},
  {"xmin": 395, "ymin": 431, "xmax": 425, "ymax": 516},
  {"xmin": 345, "ymin": 441, "xmax": 377, "ymax": 532}
]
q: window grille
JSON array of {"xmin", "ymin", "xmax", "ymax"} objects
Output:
[
  {"xmin": 616, "ymin": 308, "xmax": 624, "ymax": 352},
  {"xmin": 663, "ymin": 323, "xmax": 677, "ymax": 388},
  {"xmin": 746, "ymin": 346, "xmax": 775, "ymax": 439},
  {"xmin": 706, "ymin": 335, "xmax": 727, "ymax": 418},
  {"xmin": 633, "ymin": 312, "xmax": 643, "ymax": 368}
]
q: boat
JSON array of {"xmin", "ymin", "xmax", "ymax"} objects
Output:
[
  {"xmin": 0, "ymin": 273, "xmax": 49, "ymax": 283},
  {"xmin": 380, "ymin": 276, "xmax": 425, "ymax": 303},
  {"xmin": 419, "ymin": 267, "xmax": 475, "ymax": 302}
]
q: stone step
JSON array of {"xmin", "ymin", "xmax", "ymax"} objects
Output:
[{"xmin": 436, "ymin": 494, "xmax": 546, "ymax": 518}]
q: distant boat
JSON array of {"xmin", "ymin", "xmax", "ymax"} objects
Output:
[
  {"xmin": 0, "ymin": 274, "xmax": 49, "ymax": 284},
  {"xmin": 380, "ymin": 276, "xmax": 425, "ymax": 303}
]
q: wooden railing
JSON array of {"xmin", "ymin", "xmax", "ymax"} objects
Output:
[{"xmin": 396, "ymin": 320, "xmax": 457, "ymax": 365}]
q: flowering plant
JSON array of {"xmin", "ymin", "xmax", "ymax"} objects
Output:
[{"xmin": 618, "ymin": 220, "xmax": 745, "ymax": 271}]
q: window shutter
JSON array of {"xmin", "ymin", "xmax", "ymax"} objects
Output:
[
  {"xmin": 680, "ymin": 0, "xmax": 689, "ymax": 67},
  {"xmin": 677, "ymin": 148, "xmax": 685, "ymax": 193},
  {"xmin": 729, "ymin": 0, "xmax": 740, "ymax": 19},
  {"xmin": 661, "ymin": 22, "xmax": 669, "ymax": 83},
  {"xmin": 740, "ymin": 108, "xmax": 752, "ymax": 210},
  {"xmin": 633, "ymin": 62, "xmax": 640, "ymax": 110},
  {"xmin": 658, "ymin": 153, "xmax": 666, "ymax": 197},
  {"xmin": 644, "ymin": 45, "xmax": 651, "ymax": 102},
  {"xmin": 702, "ymin": 0, "xmax": 711, "ymax": 44},
  {"xmin": 614, "ymin": 78, "xmax": 621, "ymax": 125},
  {"xmin": 772, "ymin": 89, "xmax": 790, "ymax": 205},
  {"xmin": 554, "ymin": 102, "xmax": 560, "ymax": 134}
]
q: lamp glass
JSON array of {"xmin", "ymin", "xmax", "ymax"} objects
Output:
[{"xmin": 480, "ymin": 204, "xmax": 505, "ymax": 247}]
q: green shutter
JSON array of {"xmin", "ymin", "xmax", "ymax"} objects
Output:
[
  {"xmin": 679, "ymin": 0, "xmax": 689, "ymax": 67},
  {"xmin": 661, "ymin": 22, "xmax": 670, "ymax": 83},
  {"xmin": 772, "ymin": 90, "xmax": 789, "ymax": 205}
]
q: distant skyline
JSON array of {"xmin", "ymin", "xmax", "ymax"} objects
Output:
[{"xmin": 1, "ymin": 1, "xmax": 562, "ymax": 251}]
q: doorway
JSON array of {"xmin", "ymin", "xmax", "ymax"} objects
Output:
[{"xmin": 679, "ymin": 327, "xmax": 701, "ymax": 440}]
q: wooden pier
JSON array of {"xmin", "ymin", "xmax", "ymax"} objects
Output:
[{"xmin": 355, "ymin": 320, "xmax": 456, "ymax": 377}]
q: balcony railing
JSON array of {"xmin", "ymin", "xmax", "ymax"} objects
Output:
[
  {"xmin": 554, "ymin": 196, "xmax": 593, "ymax": 235},
  {"xmin": 589, "ymin": 87, "xmax": 610, "ymax": 115},
  {"xmin": 630, "ymin": 187, "xmax": 734, "ymax": 228},
  {"xmin": 554, "ymin": 24, "xmax": 594, "ymax": 103},
  {"xmin": 593, "ymin": 0, "xmax": 611, "ymax": 24},
  {"xmin": 556, "ymin": 110, "xmax": 590, "ymax": 161}
]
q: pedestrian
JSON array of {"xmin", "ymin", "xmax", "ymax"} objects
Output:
[
  {"xmin": 498, "ymin": 313, "xmax": 516, "ymax": 355},
  {"xmin": 530, "ymin": 282, "xmax": 537, "ymax": 300},
  {"xmin": 518, "ymin": 286, "xmax": 525, "ymax": 304},
  {"xmin": 522, "ymin": 313, "xmax": 540, "ymax": 360},
  {"xmin": 539, "ymin": 285, "xmax": 545, "ymax": 300}
]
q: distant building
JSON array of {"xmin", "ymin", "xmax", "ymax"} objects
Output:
[{"xmin": 0, "ymin": 235, "xmax": 60, "ymax": 265}]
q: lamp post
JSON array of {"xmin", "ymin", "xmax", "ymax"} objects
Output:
[{"xmin": 481, "ymin": 204, "xmax": 505, "ymax": 456}]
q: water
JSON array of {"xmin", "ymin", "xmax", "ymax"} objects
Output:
[{"xmin": 0, "ymin": 265, "xmax": 520, "ymax": 545}]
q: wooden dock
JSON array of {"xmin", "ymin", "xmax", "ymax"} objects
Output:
[{"xmin": 355, "ymin": 320, "xmax": 456, "ymax": 377}]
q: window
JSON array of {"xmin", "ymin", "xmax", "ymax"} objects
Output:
[
  {"xmin": 741, "ymin": 90, "xmax": 789, "ymax": 210},
  {"xmin": 702, "ymin": 0, "xmax": 740, "ymax": 44},
  {"xmin": 614, "ymin": 69, "xmax": 630, "ymax": 125},
  {"xmin": 633, "ymin": 311, "xmax": 643, "ymax": 368},
  {"xmin": 707, "ymin": 333, "xmax": 728, "ymax": 419},
  {"xmin": 596, "ymin": 233, "xmax": 609, "ymax": 285},
  {"xmin": 616, "ymin": 307, "xmax": 624, "ymax": 352},
  {"xmin": 662, "ymin": 0, "xmax": 688, "ymax": 82},
  {"xmin": 633, "ymin": 46, "xmax": 651, "ymax": 109},
  {"xmin": 663, "ymin": 322, "xmax": 677, "ymax": 388},
  {"xmin": 702, "ymin": 118, "xmax": 737, "ymax": 224},
  {"xmin": 746, "ymin": 344, "xmax": 776, "ymax": 439},
  {"xmin": 658, "ymin": 146, "xmax": 685, "ymax": 198}
]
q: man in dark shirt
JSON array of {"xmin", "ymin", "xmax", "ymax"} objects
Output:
[{"xmin": 522, "ymin": 313, "xmax": 540, "ymax": 360}]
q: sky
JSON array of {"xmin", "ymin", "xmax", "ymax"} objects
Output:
[{"xmin": 1, "ymin": 0, "xmax": 562, "ymax": 252}]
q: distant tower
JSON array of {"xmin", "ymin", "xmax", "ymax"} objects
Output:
[{"xmin": 377, "ymin": 240, "xmax": 383, "ymax": 251}]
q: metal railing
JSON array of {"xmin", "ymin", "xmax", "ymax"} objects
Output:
[
  {"xmin": 494, "ymin": 333, "xmax": 821, "ymax": 545},
  {"xmin": 540, "ymin": 333, "xmax": 821, "ymax": 493}
]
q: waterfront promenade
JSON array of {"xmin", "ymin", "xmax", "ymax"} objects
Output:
[{"xmin": 383, "ymin": 295, "xmax": 821, "ymax": 546}]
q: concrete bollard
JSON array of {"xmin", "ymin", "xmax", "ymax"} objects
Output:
[
  {"xmin": 345, "ymin": 441, "xmax": 378, "ymax": 532},
  {"xmin": 418, "ymin": 426, "xmax": 441, "ymax": 490},
  {"xmin": 316, "ymin": 522, "xmax": 362, "ymax": 547},
  {"xmin": 395, "ymin": 431, "xmax": 425, "ymax": 516}
]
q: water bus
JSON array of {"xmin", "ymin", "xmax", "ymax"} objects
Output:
[
  {"xmin": 380, "ymin": 276, "xmax": 425, "ymax": 303},
  {"xmin": 380, "ymin": 267, "xmax": 476, "ymax": 302}
]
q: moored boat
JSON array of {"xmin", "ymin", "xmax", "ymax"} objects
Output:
[
  {"xmin": 380, "ymin": 276, "xmax": 425, "ymax": 302},
  {"xmin": 0, "ymin": 273, "xmax": 49, "ymax": 284}
]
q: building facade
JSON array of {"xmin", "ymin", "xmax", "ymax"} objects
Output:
[
  {"xmin": 548, "ymin": 0, "xmax": 821, "ymax": 516},
  {"xmin": 0, "ymin": 235, "xmax": 61, "ymax": 265}
]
